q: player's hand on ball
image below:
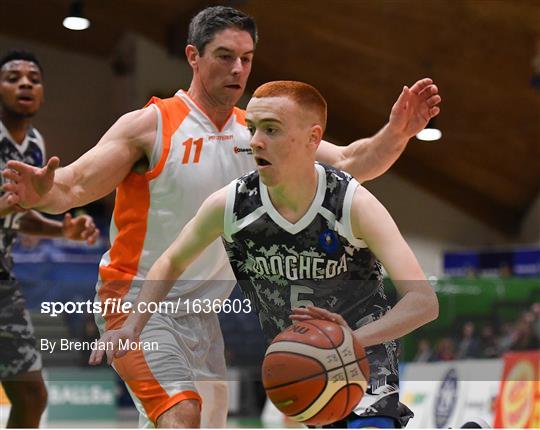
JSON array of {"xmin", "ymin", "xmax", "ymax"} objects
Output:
[
  {"xmin": 266, "ymin": 315, "xmax": 370, "ymax": 424},
  {"xmin": 88, "ymin": 325, "xmax": 137, "ymax": 365},
  {"xmin": 290, "ymin": 306, "xmax": 350, "ymax": 330}
]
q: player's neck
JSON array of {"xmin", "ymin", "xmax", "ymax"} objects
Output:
[
  {"xmin": 0, "ymin": 112, "xmax": 31, "ymax": 145},
  {"xmin": 267, "ymin": 167, "xmax": 318, "ymax": 224},
  {"xmin": 186, "ymin": 85, "xmax": 235, "ymax": 130}
]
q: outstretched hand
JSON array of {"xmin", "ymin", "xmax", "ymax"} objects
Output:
[
  {"xmin": 62, "ymin": 213, "xmax": 100, "ymax": 245},
  {"xmin": 387, "ymin": 78, "xmax": 441, "ymax": 139},
  {"xmin": 2, "ymin": 156, "xmax": 60, "ymax": 209}
]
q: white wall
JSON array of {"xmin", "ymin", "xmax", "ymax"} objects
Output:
[
  {"xmin": 133, "ymin": 34, "xmax": 192, "ymax": 107},
  {"xmin": 0, "ymin": 35, "xmax": 116, "ymax": 165},
  {"xmin": 364, "ymin": 172, "xmax": 511, "ymax": 276},
  {"xmin": 520, "ymin": 191, "xmax": 540, "ymax": 244}
]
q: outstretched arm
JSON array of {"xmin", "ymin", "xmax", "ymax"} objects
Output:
[
  {"xmin": 292, "ymin": 185, "xmax": 438, "ymax": 346},
  {"xmin": 2, "ymin": 107, "xmax": 156, "ymax": 214},
  {"xmin": 19, "ymin": 211, "xmax": 99, "ymax": 245},
  {"xmin": 0, "ymin": 193, "xmax": 99, "ymax": 244},
  {"xmin": 315, "ymin": 78, "xmax": 441, "ymax": 182},
  {"xmin": 88, "ymin": 186, "xmax": 228, "ymax": 365}
]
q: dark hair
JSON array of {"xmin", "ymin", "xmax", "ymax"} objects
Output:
[
  {"xmin": 0, "ymin": 50, "xmax": 43, "ymax": 74},
  {"xmin": 188, "ymin": 6, "xmax": 258, "ymax": 55}
]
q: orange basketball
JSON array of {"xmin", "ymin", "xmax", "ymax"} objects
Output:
[{"xmin": 262, "ymin": 319, "xmax": 370, "ymax": 426}]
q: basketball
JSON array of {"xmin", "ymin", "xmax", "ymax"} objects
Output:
[{"xmin": 261, "ymin": 319, "xmax": 370, "ymax": 425}]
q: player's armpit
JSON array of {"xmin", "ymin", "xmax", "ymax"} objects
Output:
[{"xmin": 349, "ymin": 185, "xmax": 425, "ymax": 281}]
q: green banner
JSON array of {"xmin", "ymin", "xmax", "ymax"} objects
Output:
[{"xmin": 45, "ymin": 367, "xmax": 116, "ymax": 420}]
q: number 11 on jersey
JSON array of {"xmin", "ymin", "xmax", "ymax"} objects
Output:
[{"xmin": 182, "ymin": 138, "xmax": 204, "ymax": 164}]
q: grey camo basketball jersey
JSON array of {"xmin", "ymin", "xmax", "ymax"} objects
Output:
[
  {"xmin": 222, "ymin": 163, "xmax": 412, "ymax": 425},
  {"xmin": 223, "ymin": 163, "xmax": 388, "ymax": 341},
  {"xmin": 0, "ymin": 120, "xmax": 45, "ymax": 275}
]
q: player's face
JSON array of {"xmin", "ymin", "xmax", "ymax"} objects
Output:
[
  {"xmin": 247, "ymin": 96, "xmax": 319, "ymax": 187},
  {"xmin": 192, "ymin": 28, "xmax": 253, "ymax": 108},
  {"xmin": 0, "ymin": 60, "xmax": 44, "ymax": 118}
]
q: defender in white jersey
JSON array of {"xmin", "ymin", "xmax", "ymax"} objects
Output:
[
  {"xmin": 4, "ymin": 7, "xmax": 441, "ymax": 428},
  {"xmin": 93, "ymin": 81, "xmax": 439, "ymax": 428}
]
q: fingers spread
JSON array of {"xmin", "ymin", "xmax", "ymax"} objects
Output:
[
  {"xmin": 87, "ymin": 229, "xmax": 99, "ymax": 245},
  {"xmin": 418, "ymin": 84, "xmax": 439, "ymax": 100},
  {"xmin": 84, "ymin": 216, "xmax": 95, "ymax": 229},
  {"xmin": 409, "ymin": 78, "xmax": 433, "ymax": 94},
  {"xmin": 393, "ymin": 86, "xmax": 410, "ymax": 111},
  {"xmin": 46, "ymin": 157, "xmax": 61, "ymax": 172},
  {"xmin": 426, "ymin": 94, "xmax": 442, "ymax": 108},
  {"xmin": 2, "ymin": 169, "xmax": 20, "ymax": 182},
  {"xmin": 6, "ymin": 160, "xmax": 32, "ymax": 172},
  {"xmin": 2, "ymin": 183, "xmax": 18, "ymax": 193},
  {"xmin": 6, "ymin": 193, "xmax": 20, "ymax": 205}
]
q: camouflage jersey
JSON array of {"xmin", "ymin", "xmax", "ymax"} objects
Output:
[
  {"xmin": 222, "ymin": 163, "xmax": 412, "ymax": 426},
  {"xmin": 0, "ymin": 120, "xmax": 45, "ymax": 379},
  {"xmin": 0, "ymin": 120, "xmax": 45, "ymax": 277}
]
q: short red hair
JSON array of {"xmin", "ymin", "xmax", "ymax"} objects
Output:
[{"xmin": 252, "ymin": 81, "xmax": 327, "ymax": 131}]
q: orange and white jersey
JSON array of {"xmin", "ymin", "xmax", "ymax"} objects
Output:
[{"xmin": 97, "ymin": 90, "xmax": 255, "ymax": 320}]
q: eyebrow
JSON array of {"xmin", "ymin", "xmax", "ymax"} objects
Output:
[
  {"xmin": 246, "ymin": 118, "xmax": 282, "ymax": 125},
  {"xmin": 3, "ymin": 68, "xmax": 41, "ymax": 74},
  {"xmin": 214, "ymin": 46, "xmax": 254, "ymax": 55}
]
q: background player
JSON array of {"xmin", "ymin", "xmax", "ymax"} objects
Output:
[
  {"xmin": 0, "ymin": 50, "xmax": 99, "ymax": 428},
  {"xmin": 90, "ymin": 80, "xmax": 439, "ymax": 428},
  {"xmin": 2, "ymin": 6, "xmax": 440, "ymax": 427}
]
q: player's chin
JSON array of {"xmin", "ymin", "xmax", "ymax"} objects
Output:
[
  {"xmin": 258, "ymin": 170, "xmax": 277, "ymax": 187},
  {"xmin": 13, "ymin": 107, "xmax": 37, "ymax": 118},
  {"xmin": 221, "ymin": 90, "xmax": 242, "ymax": 105}
]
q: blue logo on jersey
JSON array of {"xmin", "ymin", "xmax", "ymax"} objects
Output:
[{"xmin": 319, "ymin": 229, "xmax": 339, "ymax": 253}]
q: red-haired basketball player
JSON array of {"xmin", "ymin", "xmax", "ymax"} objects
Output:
[
  {"xmin": 3, "ymin": 6, "xmax": 440, "ymax": 427},
  {"xmin": 90, "ymin": 81, "xmax": 439, "ymax": 428}
]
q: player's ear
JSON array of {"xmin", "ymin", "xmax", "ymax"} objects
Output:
[
  {"xmin": 185, "ymin": 45, "xmax": 199, "ymax": 69},
  {"xmin": 309, "ymin": 124, "xmax": 323, "ymax": 149}
]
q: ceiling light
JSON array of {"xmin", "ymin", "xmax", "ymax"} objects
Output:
[
  {"xmin": 63, "ymin": 0, "xmax": 90, "ymax": 31},
  {"xmin": 416, "ymin": 118, "xmax": 442, "ymax": 141}
]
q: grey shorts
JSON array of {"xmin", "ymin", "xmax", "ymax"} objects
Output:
[{"xmin": 95, "ymin": 307, "xmax": 227, "ymax": 425}]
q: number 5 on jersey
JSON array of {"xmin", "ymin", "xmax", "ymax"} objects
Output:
[
  {"xmin": 290, "ymin": 284, "xmax": 315, "ymax": 308},
  {"xmin": 182, "ymin": 138, "xmax": 204, "ymax": 164}
]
